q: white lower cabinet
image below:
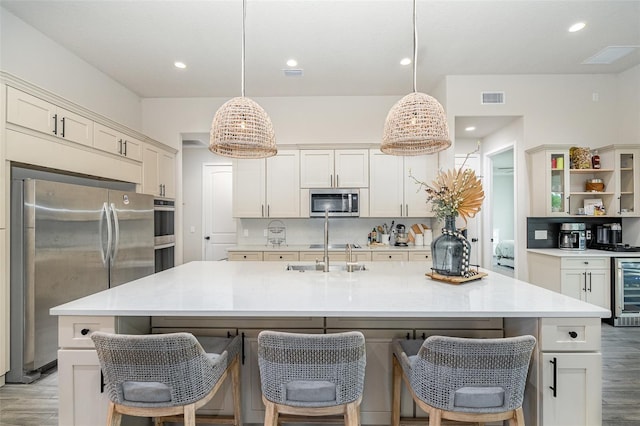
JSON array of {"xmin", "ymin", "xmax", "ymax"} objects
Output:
[
  {"xmin": 539, "ymin": 317, "xmax": 602, "ymax": 426},
  {"xmin": 0, "ymin": 229, "xmax": 6, "ymax": 376},
  {"xmin": 57, "ymin": 349, "xmax": 109, "ymax": 426},
  {"xmin": 528, "ymin": 254, "xmax": 611, "ymax": 311},
  {"xmin": 560, "ymin": 257, "xmax": 610, "ymax": 310},
  {"xmin": 541, "ymin": 352, "xmax": 601, "ymax": 426}
]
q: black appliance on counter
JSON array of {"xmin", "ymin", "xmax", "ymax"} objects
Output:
[{"xmin": 527, "ymin": 217, "xmax": 640, "ymax": 251}]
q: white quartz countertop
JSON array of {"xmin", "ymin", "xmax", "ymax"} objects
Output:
[
  {"xmin": 51, "ymin": 261, "xmax": 609, "ymax": 319},
  {"xmin": 228, "ymin": 244, "xmax": 430, "ymax": 252},
  {"xmin": 527, "ymin": 248, "xmax": 640, "ymax": 257}
]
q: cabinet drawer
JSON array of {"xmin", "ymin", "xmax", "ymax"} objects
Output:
[
  {"xmin": 58, "ymin": 316, "xmax": 116, "ymax": 349},
  {"xmin": 371, "ymin": 251, "xmax": 408, "ymax": 262},
  {"xmin": 229, "ymin": 252, "xmax": 263, "ymax": 261},
  {"xmin": 299, "ymin": 252, "xmax": 347, "ymax": 262},
  {"xmin": 263, "ymin": 251, "xmax": 299, "ymax": 261},
  {"xmin": 539, "ymin": 317, "xmax": 601, "ymax": 352},
  {"xmin": 561, "ymin": 257, "xmax": 608, "ymax": 269},
  {"xmin": 408, "ymin": 251, "xmax": 431, "ymax": 262}
]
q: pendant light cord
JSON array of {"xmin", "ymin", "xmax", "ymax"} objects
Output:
[
  {"xmin": 412, "ymin": 0, "xmax": 418, "ymax": 93},
  {"xmin": 241, "ymin": 0, "xmax": 246, "ymax": 97}
]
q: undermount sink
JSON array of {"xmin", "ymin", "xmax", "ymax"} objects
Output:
[
  {"xmin": 308, "ymin": 243, "xmax": 361, "ymax": 249},
  {"xmin": 286, "ymin": 263, "xmax": 367, "ymax": 272}
]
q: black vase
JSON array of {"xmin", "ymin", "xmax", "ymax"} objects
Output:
[{"xmin": 431, "ymin": 216, "xmax": 472, "ymax": 276}]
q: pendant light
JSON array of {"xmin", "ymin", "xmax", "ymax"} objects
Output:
[
  {"xmin": 381, "ymin": 0, "xmax": 451, "ymax": 156},
  {"xmin": 210, "ymin": 0, "xmax": 277, "ymax": 159}
]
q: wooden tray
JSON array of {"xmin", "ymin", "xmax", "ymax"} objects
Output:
[{"xmin": 425, "ymin": 271, "xmax": 488, "ymax": 284}]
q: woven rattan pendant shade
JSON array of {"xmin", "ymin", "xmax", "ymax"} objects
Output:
[
  {"xmin": 209, "ymin": 97, "xmax": 276, "ymax": 158},
  {"xmin": 381, "ymin": 0, "xmax": 451, "ymax": 156},
  {"xmin": 209, "ymin": 0, "xmax": 276, "ymax": 159},
  {"xmin": 381, "ymin": 92, "xmax": 451, "ymax": 155}
]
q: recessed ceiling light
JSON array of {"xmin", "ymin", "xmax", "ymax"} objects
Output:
[
  {"xmin": 286, "ymin": 59, "xmax": 298, "ymax": 67},
  {"xmin": 465, "ymin": 126, "xmax": 476, "ymax": 132},
  {"xmin": 174, "ymin": 61, "xmax": 187, "ymax": 69},
  {"xmin": 400, "ymin": 57, "xmax": 412, "ymax": 66},
  {"xmin": 568, "ymin": 22, "xmax": 586, "ymax": 33}
]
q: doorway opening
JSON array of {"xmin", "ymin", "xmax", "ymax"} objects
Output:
[{"xmin": 455, "ymin": 116, "xmax": 521, "ymax": 277}]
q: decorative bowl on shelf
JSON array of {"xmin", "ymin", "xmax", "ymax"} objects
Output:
[{"xmin": 585, "ymin": 178, "xmax": 604, "ymax": 192}]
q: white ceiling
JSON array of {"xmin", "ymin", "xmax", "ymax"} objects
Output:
[{"xmin": 2, "ymin": 0, "xmax": 639, "ymax": 99}]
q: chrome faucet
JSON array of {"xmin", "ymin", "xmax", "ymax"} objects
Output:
[{"xmin": 323, "ymin": 209, "xmax": 329, "ymax": 272}]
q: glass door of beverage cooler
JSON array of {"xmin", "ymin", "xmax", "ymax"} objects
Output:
[
  {"xmin": 615, "ymin": 258, "xmax": 640, "ymax": 319},
  {"xmin": 549, "ymin": 151, "xmax": 569, "ymax": 215}
]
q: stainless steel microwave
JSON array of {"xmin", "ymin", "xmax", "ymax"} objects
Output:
[{"xmin": 310, "ymin": 188, "xmax": 360, "ymax": 217}]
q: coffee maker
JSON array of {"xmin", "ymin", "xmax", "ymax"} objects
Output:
[{"xmin": 558, "ymin": 223, "xmax": 586, "ymax": 250}]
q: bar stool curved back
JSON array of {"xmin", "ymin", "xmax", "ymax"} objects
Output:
[
  {"xmin": 257, "ymin": 330, "xmax": 366, "ymax": 426},
  {"xmin": 392, "ymin": 334, "xmax": 536, "ymax": 426},
  {"xmin": 91, "ymin": 332, "xmax": 242, "ymax": 426}
]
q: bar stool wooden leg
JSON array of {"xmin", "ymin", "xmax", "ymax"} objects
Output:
[
  {"xmin": 231, "ymin": 357, "xmax": 242, "ymax": 426},
  {"xmin": 345, "ymin": 400, "xmax": 359, "ymax": 426},
  {"xmin": 183, "ymin": 404, "xmax": 196, "ymax": 426},
  {"xmin": 511, "ymin": 407, "xmax": 525, "ymax": 426},
  {"xmin": 428, "ymin": 408, "xmax": 442, "ymax": 426},
  {"xmin": 392, "ymin": 355, "xmax": 402, "ymax": 426},
  {"xmin": 264, "ymin": 400, "xmax": 279, "ymax": 426},
  {"xmin": 106, "ymin": 402, "xmax": 122, "ymax": 426}
]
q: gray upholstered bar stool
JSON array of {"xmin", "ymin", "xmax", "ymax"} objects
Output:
[
  {"xmin": 392, "ymin": 335, "xmax": 536, "ymax": 426},
  {"xmin": 91, "ymin": 332, "xmax": 242, "ymax": 426},
  {"xmin": 257, "ymin": 330, "xmax": 366, "ymax": 426}
]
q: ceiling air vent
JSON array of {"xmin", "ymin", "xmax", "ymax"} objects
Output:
[
  {"xmin": 481, "ymin": 92, "xmax": 505, "ymax": 105},
  {"xmin": 283, "ymin": 69, "xmax": 304, "ymax": 77}
]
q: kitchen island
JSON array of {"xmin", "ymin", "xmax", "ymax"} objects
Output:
[{"xmin": 51, "ymin": 261, "xmax": 609, "ymax": 426}]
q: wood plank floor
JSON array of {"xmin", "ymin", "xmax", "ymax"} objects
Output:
[{"xmin": 0, "ymin": 323, "xmax": 639, "ymax": 426}]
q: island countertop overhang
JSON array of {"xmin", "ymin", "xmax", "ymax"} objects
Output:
[{"xmin": 50, "ymin": 261, "xmax": 610, "ymax": 319}]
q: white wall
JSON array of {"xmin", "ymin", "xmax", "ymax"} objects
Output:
[
  {"xmin": 445, "ymin": 74, "xmax": 625, "ymax": 279},
  {"xmin": 141, "ymin": 95, "xmax": 401, "ymax": 150},
  {"xmin": 617, "ymin": 64, "xmax": 640, "ymax": 143},
  {"xmin": 0, "ymin": 8, "xmax": 142, "ymax": 130}
]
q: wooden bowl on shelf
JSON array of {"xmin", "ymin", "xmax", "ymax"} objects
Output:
[{"xmin": 585, "ymin": 179, "xmax": 604, "ymax": 192}]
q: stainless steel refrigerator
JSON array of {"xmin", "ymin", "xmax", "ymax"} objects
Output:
[{"xmin": 8, "ymin": 178, "xmax": 154, "ymax": 383}]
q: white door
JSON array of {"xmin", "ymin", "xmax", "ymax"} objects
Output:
[
  {"xmin": 203, "ymin": 164, "xmax": 236, "ymax": 261},
  {"xmin": 455, "ymin": 155, "xmax": 482, "ymax": 267}
]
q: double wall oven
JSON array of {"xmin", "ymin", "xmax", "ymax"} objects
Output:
[{"xmin": 154, "ymin": 198, "xmax": 175, "ymax": 272}]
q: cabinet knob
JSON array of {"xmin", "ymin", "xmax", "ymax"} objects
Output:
[
  {"xmin": 568, "ymin": 331, "xmax": 578, "ymax": 338},
  {"xmin": 81, "ymin": 328, "xmax": 90, "ymax": 336}
]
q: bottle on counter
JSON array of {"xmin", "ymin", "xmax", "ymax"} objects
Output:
[{"xmin": 371, "ymin": 227, "xmax": 377, "ymax": 243}]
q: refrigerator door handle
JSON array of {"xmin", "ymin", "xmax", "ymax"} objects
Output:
[
  {"xmin": 110, "ymin": 203, "xmax": 120, "ymax": 264},
  {"xmin": 100, "ymin": 202, "xmax": 113, "ymax": 265}
]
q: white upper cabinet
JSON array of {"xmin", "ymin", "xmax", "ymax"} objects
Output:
[
  {"xmin": 369, "ymin": 150, "xmax": 437, "ymax": 218},
  {"xmin": 142, "ymin": 144, "xmax": 175, "ymax": 199},
  {"xmin": 233, "ymin": 158, "xmax": 266, "ymax": 218},
  {"xmin": 7, "ymin": 87, "xmax": 93, "ymax": 147},
  {"xmin": 266, "ymin": 151, "xmax": 300, "ymax": 217},
  {"xmin": 233, "ymin": 150, "xmax": 300, "ymax": 218},
  {"xmin": 300, "ymin": 149, "xmax": 368, "ymax": 188},
  {"xmin": 528, "ymin": 144, "xmax": 639, "ymax": 217},
  {"xmin": 93, "ymin": 123, "xmax": 142, "ymax": 161}
]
